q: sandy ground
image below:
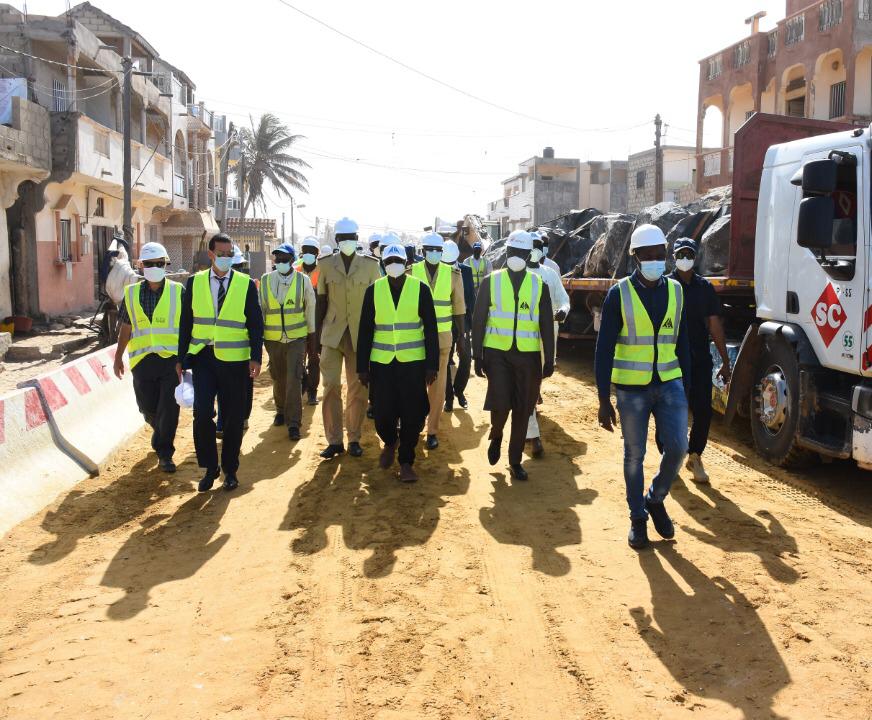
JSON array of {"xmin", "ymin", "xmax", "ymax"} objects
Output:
[{"xmin": 1, "ymin": 347, "xmax": 871, "ymax": 719}]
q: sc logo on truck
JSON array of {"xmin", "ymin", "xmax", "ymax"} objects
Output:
[{"xmin": 812, "ymin": 284, "xmax": 847, "ymax": 347}]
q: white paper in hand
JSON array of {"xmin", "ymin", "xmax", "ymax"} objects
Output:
[{"xmin": 174, "ymin": 370, "xmax": 195, "ymax": 409}]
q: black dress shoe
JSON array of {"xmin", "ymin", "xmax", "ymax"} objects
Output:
[
  {"xmin": 198, "ymin": 467, "xmax": 220, "ymax": 492},
  {"xmin": 348, "ymin": 441, "xmax": 363, "ymax": 457},
  {"xmin": 530, "ymin": 437, "xmax": 544, "ymax": 458},
  {"xmin": 456, "ymin": 393, "xmax": 468, "ymax": 409},
  {"xmin": 366, "ymin": 405, "xmax": 374, "ymax": 419},
  {"xmin": 307, "ymin": 393, "xmax": 318, "ymax": 405},
  {"xmin": 158, "ymin": 457, "xmax": 177, "ymax": 474},
  {"xmin": 426, "ymin": 434, "xmax": 439, "ymax": 450},
  {"xmin": 223, "ymin": 473, "xmax": 239, "ymax": 492},
  {"xmin": 487, "ymin": 437, "xmax": 501, "ymax": 466},
  {"xmin": 509, "ymin": 464, "xmax": 528, "ymax": 481},
  {"xmin": 320, "ymin": 444, "xmax": 345, "ymax": 459},
  {"xmin": 273, "ymin": 413, "xmax": 285, "ymax": 426},
  {"xmin": 443, "ymin": 400, "xmax": 453, "ymax": 412},
  {"xmin": 288, "ymin": 426, "xmax": 301, "ymax": 441}
]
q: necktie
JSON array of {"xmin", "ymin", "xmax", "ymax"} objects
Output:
[{"xmin": 216, "ymin": 276, "xmax": 226, "ymax": 314}]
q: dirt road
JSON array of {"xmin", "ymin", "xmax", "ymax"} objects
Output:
[{"xmin": 1, "ymin": 349, "xmax": 871, "ymax": 719}]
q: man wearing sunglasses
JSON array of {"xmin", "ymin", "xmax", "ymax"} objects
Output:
[
  {"xmin": 669, "ymin": 238, "xmax": 732, "ymax": 484},
  {"xmin": 114, "ymin": 242, "xmax": 184, "ymax": 474}
]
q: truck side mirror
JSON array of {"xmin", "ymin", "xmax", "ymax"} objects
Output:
[
  {"xmin": 799, "ymin": 159, "xmax": 838, "ymax": 194},
  {"xmin": 797, "ymin": 196, "xmax": 834, "ymax": 249}
]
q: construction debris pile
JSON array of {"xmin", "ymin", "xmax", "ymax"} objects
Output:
[{"xmin": 484, "ymin": 187, "xmax": 732, "ymax": 279}]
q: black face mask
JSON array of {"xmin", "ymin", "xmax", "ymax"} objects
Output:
[{"xmin": 473, "ymin": 249, "xmax": 482, "ymax": 258}]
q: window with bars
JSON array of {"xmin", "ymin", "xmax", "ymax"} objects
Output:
[
  {"xmin": 51, "ymin": 79, "xmax": 67, "ymax": 112},
  {"xmin": 830, "ymin": 80, "xmax": 847, "ymax": 118},
  {"xmin": 636, "ymin": 170, "xmax": 646, "ymax": 189},
  {"xmin": 58, "ymin": 218, "xmax": 72, "ymax": 261}
]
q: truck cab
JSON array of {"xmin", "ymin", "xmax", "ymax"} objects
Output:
[{"xmin": 731, "ymin": 124, "xmax": 872, "ymax": 469}]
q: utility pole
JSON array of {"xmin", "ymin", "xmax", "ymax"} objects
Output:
[
  {"xmin": 654, "ymin": 113, "xmax": 663, "ymax": 205},
  {"xmin": 281, "ymin": 211, "xmax": 286, "ymax": 243},
  {"xmin": 290, "ymin": 198, "xmax": 295, "ymax": 245},
  {"xmin": 217, "ymin": 121, "xmax": 235, "ymax": 230},
  {"xmin": 122, "ymin": 56, "xmax": 133, "ymax": 247}
]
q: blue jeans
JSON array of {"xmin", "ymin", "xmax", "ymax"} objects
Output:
[{"xmin": 616, "ymin": 379, "xmax": 688, "ymax": 521}]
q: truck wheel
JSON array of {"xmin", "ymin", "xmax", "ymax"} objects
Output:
[{"xmin": 749, "ymin": 336, "xmax": 813, "ymax": 468}]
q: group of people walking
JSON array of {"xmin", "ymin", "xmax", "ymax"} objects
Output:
[{"xmin": 113, "ymin": 216, "xmax": 730, "ymax": 550}]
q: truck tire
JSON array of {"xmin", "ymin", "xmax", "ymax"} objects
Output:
[{"xmin": 749, "ymin": 335, "xmax": 814, "ymax": 468}]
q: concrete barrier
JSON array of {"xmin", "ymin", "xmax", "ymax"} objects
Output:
[{"xmin": 0, "ymin": 345, "xmax": 144, "ymax": 537}]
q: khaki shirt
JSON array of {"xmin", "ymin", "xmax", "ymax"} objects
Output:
[
  {"xmin": 411, "ymin": 262, "xmax": 466, "ymax": 350},
  {"xmin": 317, "ymin": 252, "xmax": 382, "ymax": 351}
]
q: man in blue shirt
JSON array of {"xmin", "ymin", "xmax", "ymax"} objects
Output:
[{"xmin": 595, "ymin": 225, "xmax": 691, "ymax": 549}]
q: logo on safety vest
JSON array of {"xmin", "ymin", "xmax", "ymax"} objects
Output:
[
  {"xmin": 663, "ymin": 318, "xmax": 674, "ymax": 330},
  {"xmin": 812, "ymin": 283, "xmax": 846, "ymax": 347},
  {"xmin": 520, "ymin": 301, "xmax": 530, "ymax": 310}
]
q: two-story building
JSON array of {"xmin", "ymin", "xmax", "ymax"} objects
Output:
[{"xmin": 696, "ymin": 0, "xmax": 872, "ymax": 193}]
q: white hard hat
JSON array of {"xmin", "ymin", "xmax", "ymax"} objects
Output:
[
  {"xmin": 368, "ymin": 232, "xmax": 382, "ymax": 245},
  {"xmin": 139, "ymin": 242, "xmax": 169, "ymax": 262},
  {"xmin": 529, "ymin": 231, "xmax": 542, "ymax": 241},
  {"xmin": 335, "ymin": 217, "xmax": 358, "ymax": 235},
  {"xmin": 629, "ymin": 224, "xmax": 667, "ymax": 255},
  {"xmin": 442, "ymin": 240, "xmax": 460, "ymax": 264},
  {"xmin": 301, "ymin": 235, "xmax": 320, "ymax": 250},
  {"xmin": 421, "ymin": 232, "xmax": 444, "ymax": 249},
  {"xmin": 319, "ymin": 244, "xmax": 333, "ymax": 258},
  {"xmin": 231, "ymin": 244, "xmax": 245, "ymax": 266},
  {"xmin": 382, "ymin": 243, "xmax": 406, "ymax": 262},
  {"xmin": 380, "ymin": 232, "xmax": 398, "ymax": 247},
  {"xmin": 506, "ymin": 230, "xmax": 534, "ymax": 251}
]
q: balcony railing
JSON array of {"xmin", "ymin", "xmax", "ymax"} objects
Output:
[
  {"xmin": 785, "ymin": 13, "xmax": 805, "ymax": 45},
  {"xmin": 703, "ymin": 151, "xmax": 722, "ymax": 177},
  {"xmin": 706, "ymin": 55, "xmax": 723, "ymax": 80},
  {"xmin": 819, "ymin": 0, "xmax": 843, "ymax": 30},
  {"xmin": 733, "ymin": 40, "xmax": 751, "ymax": 69},
  {"xmin": 768, "ymin": 30, "xmax": 778, "ymax": 57},
  {"xmin": 862, "ymin": 0, "xmax": 872, "ymax": 20},
  {"xmin": 188, "ymin": 104, "xmax": 214, "ymax": 129}
]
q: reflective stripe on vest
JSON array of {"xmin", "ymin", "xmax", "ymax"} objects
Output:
[
  {"xmin": 260, "ymin": 270, "xmax": 307, "ymax": 341},
  {"xmin": 189, "ymin": 270, "xmax": 251, "ymax": 361},
  {"xmin": 124, "ymin": 280, "xmax": 182, "ymax": 369},
  {"xmin": 469, "ymin": 257, "xmax": 486, "ymax": 290},
  {"xmin": 482, "ymin": 269, "xmax": 542, "ymax": 352},
  {"xmin": 411, "ymin": 261, "xmax": 452, "ymax": 333},
  {"xmin": 293, "ymin": 259, "xmax": 319, "ymax": 289},
  {"xmin": 611, "ymin": 277, "xmax": 684, "ymax": 385},
  {"xmin": 370, "ymin": 276, "xmax": 426, "ymax": 364}
]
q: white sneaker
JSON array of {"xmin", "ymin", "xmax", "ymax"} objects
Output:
[{"xmin": 686, "ymin": 453, "xmax": 710, "ymax": 484}]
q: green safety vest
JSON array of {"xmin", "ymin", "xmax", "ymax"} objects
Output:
[
  {"xmin": 189, "ymin": 270, "xmax": 251, "ymax": 362},
  {"xmin": 411, "ymin": 261, "xmax": 452, "ymax": 333},
  {"xmin": 482, "ymin": 269, "xmax": 542, "ymax": 352},
  {"xmin": 123, "ymin": 280, "xmax": 182, "ymax": 370},
  {"xmin": 260, "ymin": 270, "xmax": 307, "ymax": 342},
  {"xmin": 611, "ymin": 277, "xmax": 683, "ymax": 385},
  {"xmin": 370, "ymin": 276, "xmax": 426, "ymax": 364},
  {"xmin": 468, "ymin": 257, "xmax": 487, "ymax": 291}
]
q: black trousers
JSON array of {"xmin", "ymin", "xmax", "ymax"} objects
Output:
[
  {"xmin": 192, "ymin": 347, "xmax": 249, "ymax": 473},
  {"xmin": 483, "ymin": 349, "xmax": 542, "ymax": 464},
  {"xmin": 132, "ymin": 354, "xmax": 180, "ymax": 460},
  {"xmin": 445, "ymin": 327, "xmax": 472, "ymax": 403},
  {"xmin": 688, "ymin": 362, "xmax": 714, "ymax": 456},
  {"xmin": 371, "ymin": 360, "xmax": 429, "ymax": 465}
]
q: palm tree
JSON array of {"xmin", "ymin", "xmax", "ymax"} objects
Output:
[{"xmin": 235, "ymin": 113, "xmax": 309, "ymax": 220}]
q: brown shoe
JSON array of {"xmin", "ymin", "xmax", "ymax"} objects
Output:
[
  {"xmin": 379, "ymin": 443, "xmax": 396, "ymax": 469},
  {"xmin": 398, "ymin": 463, "xmax": 418, "ymax": 483},
  {"xmin": 530, "ymin": 437, "xmax": 544, "ymax": 458}
]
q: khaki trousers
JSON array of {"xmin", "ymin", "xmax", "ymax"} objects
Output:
[
  {"xmin": 320, "ymin": 330, "xmax": 367, "ymax": 445},
  {"xmin": 426, "ymin": 346, "xmax": 451, "ymax": 435},
  {"xmin": 264, "ymin": 338, "xmax": 306, "ymax": 430}
]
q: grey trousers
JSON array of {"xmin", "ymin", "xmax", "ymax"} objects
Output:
[{"xmin": 265, "ymin": 338, "xmax": 307, "ymax": 429}]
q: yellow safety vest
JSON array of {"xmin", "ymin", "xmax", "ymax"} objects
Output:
[
  {"xmin": 412, "ymin": 261, "xmax": 452, "ymax": 333},
  {"xmin": 611, "ymin": 277, "xmax": 683, "ymax": 385},
  {"xmin": 189, "ymin": 270, "xmax": 251, "ymax": 362},
  {"xmin": 370, "ymin": 276, "xmax": 426, "ymax": 364},
  {"xmin": 124, "ymin": 280, "xmax": 182, "ymax": 370},
  {"xmin": 468, "ymin": 257, "xmax": 487, "ymax": 291},
  {"xmin": 260, "ymin": 270, "xmax": 307, "ymax": 342},
  {"xmin": 482, "ymin": 269, "xmax": 542, "ymax": 352}
]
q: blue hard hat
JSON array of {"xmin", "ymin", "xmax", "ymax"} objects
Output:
[
  {"xmin": 472, "ymin": 240, "xmax": 482, "ymax": 249},
  {"xmin": 673, "ymin": 238, "xmax": 698, "ymax": 255},
  {"xmin": 272, "ymin": 242, "xmax": 295, "ymax": 257}
]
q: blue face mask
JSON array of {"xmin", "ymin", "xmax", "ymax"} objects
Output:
[
  {"xmin": 301, "ymin": 253, "xmax": 316, "ymax": 265},
  {"xmin": 275, "ymin": 262, "xmax": 292, "ymax": 274},
  {"xmin": 639, "ymin": 259, "xmax": 666, "ymax": 282},
  {"xmin": 542, "ymin": 245, "xmax": 549, "ymax": 257},
  {"xmin": 425, "ymin": 250, "xmax": 443, "ymax": 265},
  {"xmin": 214, "ymin": 256, "xmax": 233, "ymax": 273}
]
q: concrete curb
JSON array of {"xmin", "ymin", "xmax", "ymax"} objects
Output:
[{"xmin": 0, "ymin": 344, "xmax": 144, "ymax": 537}]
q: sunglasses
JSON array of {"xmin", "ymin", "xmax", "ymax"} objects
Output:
[
  {"xmin": 142, "ymin": 260, "xmax": 167, "ymax": 268},
  {"xmin": 675, "ymin": 251, "xmax": 696, "ymax": 260}
]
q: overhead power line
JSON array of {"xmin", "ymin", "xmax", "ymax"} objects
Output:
[{"xmin": 273, "ymin": 0, "xmax": 602, "ymax": 133}]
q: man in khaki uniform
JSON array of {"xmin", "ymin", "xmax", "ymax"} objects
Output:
[
  {"xmin": 316, "ymin": 217, "xmax": 382, "ymax": 459},
  {"xmin": 411, "ymin": 232, "xmax": 466, "ymax": 450}
]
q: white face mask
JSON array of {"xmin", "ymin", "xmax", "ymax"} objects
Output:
[
  {"xmin": 425, "ymin": 250, "xmax": 443, "ymax": 264},
  {"xmin": 301, "ymin": 253, "xmax": 316, "ymax": 266},
  {"xmin": 384, "ymin": 262, "xmax": 406, "ymax": 278},
  {"xmin": 675, "ymin": 257, "xmax": 695, "ymax": 273},
  {"xmin": 639, "ymin": 259, "xmax": 666, "ymax": 282},
  {"xmin": 275, "ymin": 262, "xmax": 292, "ymax": 274},
  {"xmin": 529, "ymin": 249, "xmax": 543, "ymax": 264},
  {"xmin": 339, "ymin": 240, "xmax": 357, "ymax": 256},
  {"xmin": 506, "ymin": 256, "xmax": 527, "ymax": 272},
  {"xmin": 143, "ymin": 266, "xmax": 166, "ymax": 283}
]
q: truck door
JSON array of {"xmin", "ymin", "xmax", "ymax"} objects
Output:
[{"xmin": 788, "ymin": 143, "xmax": 866, "ymax": 374}]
